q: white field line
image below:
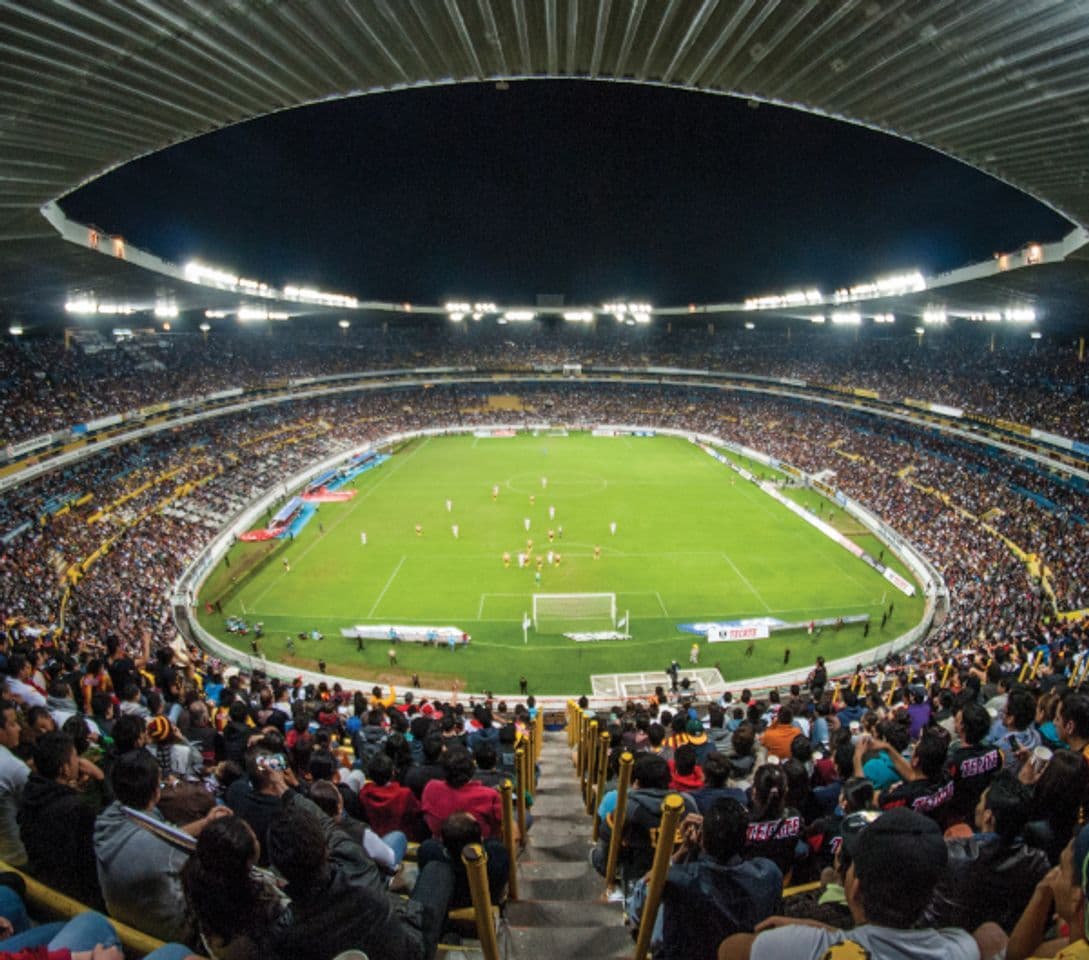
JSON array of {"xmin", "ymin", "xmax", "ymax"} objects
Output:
[
  {"xmin": 368, "ymin": 555, "xmax": 406, "ymax": 617},
  {"xmin": 655, "ymin": 591, "xmax": 670, "ymax": 616},
  {"xmin": 247, "ymin": 439, "xmax": 428, "ymax": 608},
  {"xmin": 720, "ymin": 551, "xmax": 772, "ymax": 613}
]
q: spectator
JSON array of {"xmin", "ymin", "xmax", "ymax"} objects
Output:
[
  {"xmin": 18, "ymin": 731, "xmax": 103, "ymax": 908},
  {"xmin": 266, "ymin": 802, "xmax": 454, "ymax": 960},
  {"xmin": 0, "ymin": 699, "xmax": 28, "ymax": 866},
  {"xmin": 417, "ymin": 811, "xmax": 510, "ymax": 910},
  {"xmin": 947, "ymin": 701, "xmax": 1002, "ymax": 827},
  {"xmin": 629, "ymin": 798, "xmax": 781, "ymax": 960},
  {"xmin": 421, "ymin": 747, "xmax": 503, "ymax": 840},
  {"xmin": 760, "ymin": 709, "xmax": 800, "ymax": 762},
  {"xmin": 359, "ymin": 751, "xmax": 424, "ymax": 842},
  {"xmin": 721, "ymin": 808, "xmax": 977, "ymax": 960}
]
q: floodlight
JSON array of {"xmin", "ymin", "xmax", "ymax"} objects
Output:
[
  {"xmin": 204, "ymin": 309, "xmax": 230, "ymax": 319},
  {"xmin": 563, "ymin": 311, "xmax": 594, "ymax": 322},
  {"xmin": 809, "ymin": 315, "xmax": 826, "ymax": 324},
  {"xmin": 338, "ymin": 319, "xmax": 350, "ymax": 329},
  {"xmin": 237, "ymin": 306, "xmax": 268, "ymax": 321},
  {"xmin": 1030, "ymin": 331, "xmax": 1043, "ymax": 339},
  {"xmin": 8, "ymin": 325, "xmax": 23, "ymax": 336},
  {"xmin": 199, "ymin": 323, "xmax": 211, "ymax": 332},
  {"xmin": 64, "ymin": 296, "xmax": 97, "ymax": 314},
  {"xmin": 153, "ymin": 303, "xmax": 178, "ymax": 319},
  {"xmin": 744, "ymin": 321, "xmax": 755, "ymax": 330},
  {"xmin": 1005, "ymin": 307, "xmax": 1035, "ymax": 323},
  {"xmin": 503, "ymin": 310, "xmax": 535, "ymax": 322},
  {"xmin": 831, "ymin": 311, "xmax": 861, "ymax": 325},
  {"xmin": 922, "ymin": 309, "xmax": 947, "ymax": 325}
]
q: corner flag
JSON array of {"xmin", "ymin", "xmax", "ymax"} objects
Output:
[{"xmin": 617, "ymin": 613, "xmax": 628, "ymax": 630}]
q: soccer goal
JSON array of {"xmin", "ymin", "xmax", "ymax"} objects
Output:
[{"xmin": 532, "ymin": 592, "xmax": 616, "ymax": 633}]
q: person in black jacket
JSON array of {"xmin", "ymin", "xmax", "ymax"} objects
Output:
[
  {"xmin": 267, "ymin": 802, "xmax": 454, "ymax": 960},
  {"xmin": 18, "ymin": 731, "xmax": 104, "ymax": 908},
  {"xmin": 924, "ymin": 768, "xmax": 1049, "ymax": 933}
]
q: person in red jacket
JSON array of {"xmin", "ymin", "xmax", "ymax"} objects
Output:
[
  {"xmin": 669, "ymin": 743, "xmax": 706, "ymax": 794},
  {"xmin": 421, "ymin": 747, "xmax": 503, "ymax": 839},
  {"xmin": 358, "ymin": 752, "xmax": 424, "ymax": 841}
]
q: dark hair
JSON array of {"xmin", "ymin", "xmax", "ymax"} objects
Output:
[
  {"xmin": 1005, "ymin": 688, "xmax": 1036, "ymax": 731},
  {"xmin": 632, "ymin": 753, "xmax": 671, "ymax": 791},
  {"xmin": 441, "ymin": 811, "xmax": 483, "ymax": 858},
  {"xmin": 673, "ymin": 744, "xmax": 697, "ymax": 777},
  {"xmin": 1031, "ymin": 750, "xmax": 1089, "ymax": 851},
  {"xmin": 731, "ymin": 724, "xmax": 755, "ymax": 758},
  {"xmin": 308, "ymin": 780, "xmax": 342, "ymax": 818},
  {"xmin": 841, "ymin": 777, "xmax": 875, "ymax": 813},
  {"xmin": 366, "ymin": 750, "xmax": 394, "ymax": 786},
  {"xmin": 1060, "ymin": 693, "xmax": 1089, "ymax": 741},
  {"xmin": 182, "ymin": 816, "xmax": 261, "ymax": 940},
  {"xmin": 702, "ymin": 797, "xmax": 749, "ymax": 862},
  {"xmin": 958, "ymin": 702, "xmax": 991, "ymax": 746},
  {"xmin": 702, "ymin": 752, "xmax": 729, "ymax": 789},
  {"xmin": 110, "ymin": 749, "xmax": 160, "ymax": 808},
  {"xmin": 33, "ymin": 731, "xmax": 75, "ymax": 781},
  {"xmin": 914, "ymin": 730, "xmax": 949, "ymax": 782},
  {"xmin": 790, "ymin": 736, "xmax": 813, "ymax": 765},
  {"xmin": 751, "ymin": 764, "xmax": 787, "ymax": 820},
  {"xmin": 647, "ymin": 723, "xmax": 665, "ymax": 748},
  {"xmin": 473, "ymin": 741, "xmax": 497, "ymax": 771},
  {"xmin": 267, "ymin": 805, "xmax": 328, "ymax": 893},
  {"xmin": 984, "ymin": 770, "xmax": 1033, "ymax": 842},
  {"xmin": 442, "ymin": 747, "xmax": 475, "ymax": 788},
  {"xmin": 422, "ymin": 731, "xmax": 445, "ymax": 763}
]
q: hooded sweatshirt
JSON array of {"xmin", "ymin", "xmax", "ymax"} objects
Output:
[{"xmin": 93, "ymin": 800, "xmax": 192, "ymax": 943}]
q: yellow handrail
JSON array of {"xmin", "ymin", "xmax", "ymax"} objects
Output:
[
  {"xmin": 0, "ymin": 859, "xmax": 166, "ymax": 957},
  {"xmin": 632, "ymin": 794, "xmax": 686, "ymax": 960},
  {"xmin": 604, "ymin": 751, "xmax": 633, "ymax": 895},
  {"xmin": 461, "ymin": 844, "xmax": 500, "ymax": 960},
  {"xmin": 591, "ymin": 729, "xmax": 610, "ymax": 842},
  {"xmin": 514, "ymin": 746, "xmax": 528, "ymax": 842},
  {"xmin": 500, "ymin": 779, "xmax": 519, "ymax": 901}
]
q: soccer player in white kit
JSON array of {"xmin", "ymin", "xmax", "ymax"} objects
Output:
[
  {"xmin": 610, "ymin": 521, "xmax": 617, "ymax": 535},
  {"xmin": 452, "ymin": 523, "xmax": 459, "ymax": 539},
  {"xmin": 524, "ymin": 517, "xmax": 531, "ymax": 532},
  {"xmin": 360, "ymin": 531, "xmax": 367, "ymax": 546},
  {"xmin": 541, "ymin": 477, "xmax": 547, "ymax": 489},
  {"xmin": 445, "ymin": 498, "xmax": 452, "ymax": 512},
  {"xmin": 548, "ymin": 505, "xmax": 555, "ymax": 520}
]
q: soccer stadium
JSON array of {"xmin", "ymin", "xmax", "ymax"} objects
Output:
[{"xmin": 1, "ymin": 4, "xmax": 1088, "ymax": 959}]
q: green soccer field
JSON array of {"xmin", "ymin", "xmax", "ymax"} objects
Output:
[{"xmin": 197, "ymin": 433, "xmax": 925, "ymax": 694}]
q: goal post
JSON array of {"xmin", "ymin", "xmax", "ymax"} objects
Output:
[{"xmin": 532, "ymin": 592, "xmax": 616, "ymax": 632}]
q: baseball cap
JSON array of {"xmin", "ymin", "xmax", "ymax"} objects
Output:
[
  {"xmin": 686, "ymin": 719, "xmax": 704, "ymax": 735},
  {"xmin": 852, "ymin": 807, "xmax": 947, "ymax": 891},
  {"xmin": 838, "ymin": 810, "xmax": 881, "ymax": 862}
]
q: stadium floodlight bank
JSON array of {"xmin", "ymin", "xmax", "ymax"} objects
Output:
[{"xmin": 532, "ymin": 592, "xmax": 617, "ymax": 632}]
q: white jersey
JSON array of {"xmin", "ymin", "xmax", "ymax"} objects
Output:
[
  {"xmin": 518, "ymin": 552, "xmax": 526, "ymax": 568},
  {"xmin": 609, "ymin": 521, "xmax": 617, "ymax": 535},
  {"xmin": 445, "ymin": 499, "xmax": 453, "ymax": 512},
  {"xmin": 524, "ymin": 517, "xmax": 531, "ymax": 531},
  {"xmin": 548, "ymin": 505, "xmax": 555, "ymax": 520},
  {"xmin": 547, "ymin": 550, "xmax": 554, "ymax": 564},
  {"xmin": 451, "ymin": 524, "xmax": 459, "ymax": 538},
  {"xmin": 360, "ymin": 531, "xmax": 367, "ymax": 545},
  {"xmin": 541, "ymin": 477, "xmax": 547, "ymax": 488}
]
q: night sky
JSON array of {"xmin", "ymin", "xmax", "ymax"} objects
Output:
[{"xmin": 61, "ymin": 81, "xmax": 1072, "ymax": 307}]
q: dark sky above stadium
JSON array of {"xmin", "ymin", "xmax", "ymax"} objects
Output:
[{"xmin": 63, "ymin": 81, "xmax": 1071, "ymax": 307}]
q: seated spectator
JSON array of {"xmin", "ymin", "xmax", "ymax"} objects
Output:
[
  {"xmin": 405, "ymin": 731, "xmax": 446, "ymax": 798},
  {"xmin": 1024, "ymin": 749, "xmax": 1089, "ymax": 865},
  {"xmin": 310, "ymin": 779, "xmax": 407, "ymax": 875},
  {"xmin": 418, "ymin": 811, "xmax": 510, "ymax": 910},
  {"xmin": 1056, "ymin": 691, "xmax": 1089, "ymax": 763},
  {"xmin": 988, "ymin": 687, "xmax": 1040, "ymax": 777},
  {"xmin": 146, "ymin": 715, "xmax": 203, "ymax": 781},
  {"xmin": 835, "ymin": 691, "xmax": 865, "ymax": 729},
  {"xmin": 18, "ymin": 731, "xmax": 104, "ymax": 908},
  {"xmin": 471, "ymin": 741, "xmax": 507, "ymax": 789},
  {"xmin": 721, "ymin": 808, "xmax": 977, "ymax": 960},
  {"xmin": 925, "ymin": 769, "xmax": 1050, "ymax": 933},
  {"xmin": 876, "ymin": 729, "xmax": 955, "ymax": 823},
  {"xmin": 182, "ymin": 813, "xmax": 289, "ymax": 960},
  {"xmin": 743, "ymin": 765, "xmax": 802, "ymax": 877},
  {"xmin": 760, "ymin": 709, "xmax": 800, "ymax": 761},
  {"xmin": 669, "ymin": 744, "xmax": 705, "ymax": 793},
  {"xmin": 359, "ymin": 751, "xmax": 424, "ymax": 842},
  {"xmin": 266, "ymin": 802, "xmax": 454, "ymax": 960},
  {"xmin": 692, "ymin": 753, "xmax": 748, "ymax": 815},
  {"xmin": 996, "ymin": 823, "xmax": 1089, "ymax": 960},
  {"xmin": 0, "ymin": 698, "xmax": 29, "ymax": 866},
  {"xmin": 421, "ymin": 747, "xmax": 503, "ymax": 840},
  {"xmin": 628, "ymin": 798, "xmax": 781, "ymax": 960},
  {"xmin": 0, "ymin": 909, "xmax": 193, "ymax": 960},
  {"xmin": 947, "ymin": 701, "xmax": 1002, "ymax": 827},
  {"xmin": 805, "ymin": 777, "xmax": 875, "ymax": 876},
  {"xmin": 592, "ymin": 752, "xmax": 698, "ymax": 884},
  {"xmin": 94, "ymin": 749, "xmax": 228, "ymax": 942}
]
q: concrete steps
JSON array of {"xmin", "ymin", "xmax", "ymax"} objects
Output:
[{"xmin": 502, "ymin": 731, "xmax": 632, "ymax": 960}]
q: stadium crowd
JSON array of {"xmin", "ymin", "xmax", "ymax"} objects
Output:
[
  {"xmin": 0, "ymin": 357, "xmax": 1086, "ymax": 956},
  {"xmin": 2, "ymin": 322, "xmax": 1088, "ymax": 447}
]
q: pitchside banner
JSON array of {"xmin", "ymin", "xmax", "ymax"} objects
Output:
[{"xmin": 707, "ymin": 624, "xmax": 770, "ymax": 643}]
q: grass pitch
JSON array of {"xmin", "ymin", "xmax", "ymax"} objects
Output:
[{"xmin": 198, "ymin": 433, "xmax": 924, "ymax": 694}]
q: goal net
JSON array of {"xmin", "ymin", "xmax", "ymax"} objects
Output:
[{"xmin": 532, "ymin": 592, "xmax": 616, "ymax": 633}]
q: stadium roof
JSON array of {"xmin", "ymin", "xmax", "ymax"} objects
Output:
[{"xmin": 3, "ymin": 1, "xmax": 1089, "ymax": 327}]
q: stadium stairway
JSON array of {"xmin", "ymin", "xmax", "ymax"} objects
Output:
[{"xmin": 502, "ymin": 730, "xmax": 632, "ymax": 960}]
